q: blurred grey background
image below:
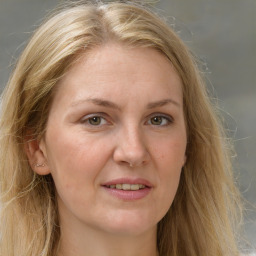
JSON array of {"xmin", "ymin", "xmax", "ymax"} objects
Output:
[{"xmin": 0, "ymin": 0, "xmax": 255, "ymax": 252}]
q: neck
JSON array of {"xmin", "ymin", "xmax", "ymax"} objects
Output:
[{"xmin": 57, "ymin": 220, "xmax": 158, "ymax": 256}]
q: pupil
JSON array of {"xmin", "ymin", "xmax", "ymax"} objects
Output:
[
  {"xmin": 89, "ymin": 117, "xmax": 100, "ymax": 125},
  {"xmin": 152, "ymin": 116, "xmax": 162, "ymax": 125}
]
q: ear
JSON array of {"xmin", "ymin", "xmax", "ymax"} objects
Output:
[{"xmin": 24, "ymin": 136, "xmax": 50, "ymax": 175}]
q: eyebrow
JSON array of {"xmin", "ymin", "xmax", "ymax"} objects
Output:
[
  {"xmin": 71, "ymin": 98, "xmax": 121, "ymax": 110},
  {"xmin": 147, "ymin": 99, "xmax": 181, "ymax": 109},
  {"xmin": 71, "ymin": 98, "xmax": 181, "ymax": 109}
]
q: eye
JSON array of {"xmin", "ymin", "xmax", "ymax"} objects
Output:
[
  {"xmin": 81, "ymin": 115, "xmax": 108, "ymax": 126},
  {"xmin": 147, "ymin": 115, "xmax": 172, "ymax": 126}
]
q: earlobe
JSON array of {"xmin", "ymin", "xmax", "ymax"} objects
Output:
[{"xmin": 24, "ymin": 137, "xmax": 51, "ymax": 175}]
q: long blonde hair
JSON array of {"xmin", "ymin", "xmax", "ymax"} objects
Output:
[{"xmin": 0, "ymin": 1, "xmax": 242, "ymax": 255}]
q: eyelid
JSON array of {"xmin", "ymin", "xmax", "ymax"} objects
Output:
[
  {"xmin": 80, "ymin": 113, "xmax": 111, "ymax": 126},
  {"xmin": 146, "ymin": 113, "xmax": 174, "ymax": 125},
  {"xmin": 79, "ymin": 112, "xmax": 173, "ymax": 126}
]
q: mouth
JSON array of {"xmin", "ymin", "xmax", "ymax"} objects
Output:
[
  {"xmin": 101, "ymin": 178, "xmax": 152, "ymax": 200},
  {"xmin": 104, "ymin": 184, "xmax": 146, "ymax": 191}
]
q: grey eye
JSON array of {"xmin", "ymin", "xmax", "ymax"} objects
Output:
[{"xmin": 88, "ymin": 116, "xmax": 102, "ymax": 125}]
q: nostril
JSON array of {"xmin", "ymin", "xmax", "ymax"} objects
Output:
[
  {"xmin": 118, "ymin": 159, "xmax": 148, "ymax": 168},
  {"xmin": 112, "ymin": 133, "xmax": 150, "ymax": 166}
]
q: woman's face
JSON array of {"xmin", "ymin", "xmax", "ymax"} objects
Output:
[{"xmin": 39, "ymin": 44, "xmax": 187, "ymax": 236}]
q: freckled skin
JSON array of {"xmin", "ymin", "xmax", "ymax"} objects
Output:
[{"xmin": 39, "ymin": 44, "xmax": 187, "ymax": 255}]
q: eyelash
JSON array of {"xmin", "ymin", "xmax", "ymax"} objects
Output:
[
  {"xmin": 80, "ymin": 113, "xmax": 109, "ymax": 127},
  {"xmin": 146, "ymin": 114, "xmax": 173, "ymax": 126},
  {"xmin": 80, "ymin": 113, "xmax": 173, "ymax": 127}
]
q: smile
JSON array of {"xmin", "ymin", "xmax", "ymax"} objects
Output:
[
  {"xmin": 105, "ymin": 184, "xmax": 146, "ymax": 190},
  {"xmin": 102, "ymin": 179, "xmax": 152, "ymax": 200}
]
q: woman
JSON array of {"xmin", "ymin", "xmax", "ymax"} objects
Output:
[{"xmin": 0, "ymin": 1, "xmax": 242, "ymax": 255}]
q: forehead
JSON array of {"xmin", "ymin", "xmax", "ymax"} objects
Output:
[
  {"xmin": 52, "ymin": 43, "xmax": 183, "ymax": 108},
  {"xmin": 62, "ymin": 44, "xmax": 181, "ymax": 84}
]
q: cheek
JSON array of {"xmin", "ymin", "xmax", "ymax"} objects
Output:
[
  {"xmin": 46, "ymin": 126, "xmax": 109, "ymax": 169},
  {"xmin": 154, "ymin": 135, "xmax": 186, "ymax": 169},
  {"xmin": 45, "ymin": 129, "xmax": 113, "ymax": 194},
  {"xmin": 45, "ymin": 134, "xmax": 113, "ymax": 214},
  {"xmin": 151, "ymin": 136, "xmax": 185, "ymax": 208},
  {"xmin": 162, "ymin": 144, "xmax": 184, "ymax": 188}
]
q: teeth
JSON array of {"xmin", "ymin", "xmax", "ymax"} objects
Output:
[
  {"xmin": 122, "ymin": 184, "xmax": 131, "ymax": 190},
  {"xmin": 130, "ymin": 184, "xmax": 139, "ymax": 190},
  {"xmin": 107, "ymin": 184, "xmax": 146, "ymax": 190},
  {"xmin": 116, "ymin": 184, "xmax": 122, "ymax": 189}
]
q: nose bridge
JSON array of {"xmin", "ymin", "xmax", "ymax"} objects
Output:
[
  {"xmin": 125, "ymin": 124, "xmax": 144, "ymax": 151},
  {"xmin": 113, "ymin": 122, "xmax": 149, "ymax": 166}
]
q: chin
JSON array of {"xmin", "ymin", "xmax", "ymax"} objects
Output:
[
  {"xmin": 105, "ymin": 224, "xmax": 156, "ymax": 237},
  {"xmin": 100, "ymin": 211, "xmax": 158, "ymax": 236}
]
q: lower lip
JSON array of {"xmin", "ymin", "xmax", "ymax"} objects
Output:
[{"xmin": 102, "ymin": 186, "xmax": 151, "ymax": 200}]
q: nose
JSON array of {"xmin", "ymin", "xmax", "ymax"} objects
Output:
[{"xmin": 113, "ymin": 126, "xmax": 150, "ymax": 167}]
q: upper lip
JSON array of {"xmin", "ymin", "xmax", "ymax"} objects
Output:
[{"xmin": 102, "ymin": 178, "xmax": 153, "ymax": 188}]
